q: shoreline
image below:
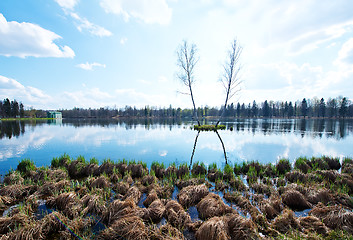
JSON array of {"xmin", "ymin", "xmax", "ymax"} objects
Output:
[{"xmin": 0, "ymin": 155, "xmax": 352, "ymax": 239}]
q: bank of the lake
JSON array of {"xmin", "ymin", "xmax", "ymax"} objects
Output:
[{"xmin": 0, "ymin": 155, "xmax": 352, "ymax": 239}]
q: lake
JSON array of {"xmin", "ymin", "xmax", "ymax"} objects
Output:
[{"xmin": 1, "ymin": 118, "xmax": 353, "ymax": 175}]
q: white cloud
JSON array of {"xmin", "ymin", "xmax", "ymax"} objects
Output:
[
  {"xmin": 0, "ymin": 14, "xmax": 75, "ymax": 58},
  {"xmin": 70, "ymin": 12, "xmax": 112, "ymax": 37},
  {"xmin": 76, "ymin": 62, "xmax": 106, "ymax": 70},
  {"xmin": 100, "ymin": 0, "xmax": 172, "ymax": 25},
  {"xmin": 54, "ymin": 0, "xmax": 79, "ymax": 10},
  {"xmin": 120, "ymin": 37, "xmax": 128, "ymax": 45},
  {"xmin": 0, "ymin": 75, "xmax": 52, "ymax": 108},
  {"xmin": 336, "ymin": 38, "xmax": 353, "ymax": 66}
]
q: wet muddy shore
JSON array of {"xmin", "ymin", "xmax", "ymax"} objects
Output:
[{"xmin": 0, "ymin": 155, "xmax": 352, "ymax": 239}]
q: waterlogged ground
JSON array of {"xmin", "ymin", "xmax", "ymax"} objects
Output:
[
  {"xmin": 1, "ymin": 118, "xmax": 353, "ymax": 175},
  {"xmin": 0, "ymin": 156, "xmax": 352, "ymax": 239}
]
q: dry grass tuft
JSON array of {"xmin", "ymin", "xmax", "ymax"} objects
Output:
[
  {"xmin": 299, "ymin": 215, "xmax": 329, "ymax": 236},
  {"xmin": 143, "ymin": 189, "xmax": 159, "ymax": 207},
  {"xmin": 138, "ymin": 199, "xmax": 165, "ymax": 223},
  {"xmin": 102, "ymin": 198, "xmax": 137, "ymax": 225},
  {"xmin": 46, "ymin": 192, "xmax": 80, "ymax": 219},
  {"xmin": 81, "ymin": 194, "xmax": 105, "ymax": 216},
  {"xmin": 3, "ymin": 172, "xmax": 24, "ymax": 185},
  {"xmin": 195, "ymin": 216, "xmax": 229, "ymax": 240},
  {"xmin": 225, "ymin": 213, "xmax": 258, "ymax": 240},
  {"xmin": 177, "ymin": 184, "xmax": 208, "ymax": 208},
  {"xmin": 164, "ymin": 200, "xmax": 191, "ymax": 230},
  {"xmin": 90, "ymin": 176, "xmax": 109, "ymax": 189},
  {"xmin": 98, "ymin": 216, "xmax": 148, "ymax": 240},
  {"xmin": 159, "ymin": 223, "xmax": 185, "ymax": 239},
  {"xmin": 272, "ymin": 209, "xmax": 301, "ymax": 234},
  {"xmin": 123, "ymin": 186, "xmax": 142, "ymax": 204},
  {"xmin": 196, "ymin": 193, "xmax": 234, "ymax": 220},
  {"xmin": 259, "ymin": 197, "xmax": 283, "ymax": 220},
  {"xmin": 0, "ymin": 213, "xmax": 30, "ymax": 234},
  {"xmin": 282, "ymin": 189, "xmax": 312, "ymax": 211},
  {"xmin": 310, "ymin": 202, "xmax": 353, "ymax": 234},
  {"xmin": 306, "ymin": 188, "xmax": 332, "ymax": 205}
]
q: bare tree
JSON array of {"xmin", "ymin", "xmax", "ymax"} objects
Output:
[
  {"xmin": 216, "ymin": 39, "xmax": 242, "ymax": 127},
  {"xmin": 176, "ymin": 40, "xmax": 201, "ymax": 126}
]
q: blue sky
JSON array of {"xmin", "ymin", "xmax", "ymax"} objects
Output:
[{"xmin": 1, "ymin": 0, "xmax": 353, "ymax": 109}]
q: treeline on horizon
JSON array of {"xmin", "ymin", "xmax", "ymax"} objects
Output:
[
  {"xmin": 60, "ymin": 96, "xmax": 353, "ymax": 119},
  {"xmin": 1, "ymin": 96, "xmax": 352, "ymax": 119}
]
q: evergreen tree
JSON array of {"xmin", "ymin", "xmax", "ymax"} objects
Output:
[
  {"xmin": 263, "ymin": 100, "xmax": 270, "ymax": 117},
  {"xmin": 319, "ymin": 98, "xmax": 325, "ymax": 118},
  {"xmin": 339, "ymin": 97, "xmax": 348, "ymax": 118},
  {"xmin": 301, "ymin": 98, "xmax": 308, "ymax": 118}
]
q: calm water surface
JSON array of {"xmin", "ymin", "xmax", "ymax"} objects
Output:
[{"xmin": 1, "ymin": 118, "xmax": 353, "ymax": 175}]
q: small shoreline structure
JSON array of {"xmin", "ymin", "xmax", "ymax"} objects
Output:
[{"xmin": 0, "ymin": 155, "xmax": 352, "ymax": 239}]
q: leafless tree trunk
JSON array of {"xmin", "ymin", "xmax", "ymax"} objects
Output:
[
  {"xmin": 189, "ymin": 130, "xmax": 200, "ymax": 169},
  {"xmin": 215, "ymin": 130, "xmax": 228, "ymax": 164},
  {"xmin": 215, "ymin": 39, "xmax": 242, "ymax": 127},
  {"xmin": 176, "ymin": 40, "xmax": 201, "ymax": 126}
]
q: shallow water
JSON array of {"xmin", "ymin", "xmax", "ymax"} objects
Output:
[{"xmin": 1, "ymin": 118, "xmax": 353, "ymax": 175}]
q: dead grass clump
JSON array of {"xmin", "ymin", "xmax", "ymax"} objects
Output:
[
  {"xmin": 282, "ymin": 189, "xmax": 312, "ymax": 211},
  {"xmin": 229, "ymin": 177, "xmax": 247, "ymax": 191},
  {"xmin": 177, "ymin": 165, "xmax": 189, "ymax": 179},
  {"xmin": 175, "ymin": 178, "xmax": 203, "ymax": 190},
  {"xmin": 123, "ymin": 174, "xmax": 134, "ymax": 185},
  {"xmin": 191, "ymin": 164, "xmax": 207, "ymax": 176},
  {"xmin": 165, "ymin": 166, "xmax": 177, "ymax": 178},
  {"xmin": 90, "ymin": 176, "xmax": 109, "ymax": 189},
  {"xmin": 94, "ymin": 161, "xmax": 115, "ymax": 176},
  {"xmin": 285, "ymin": 170, "xmax": 306, "ymax": 183},
  {"xmin": 3, "ymin": 172, "xmax": 24, "ymax": 185},
  {"xmin": 195, "ymin": 217, "xmax": 229, "ymax": 240},
  {"xmin": 46, "ymin": 192, "xmax": 80, "ymax": 219},
  {"xmin": 299, "ymin": 216, "xmax": 329, "ymax": 236},
  {"xmin": 38, "ymin": 180, "xmax": 69, "ymax": 197},
  {"xmin": 226, "ymin": 213, "xmax": 258, "ymax": 240},
  {"xmin": 138, "ymin": 199, "xmax": 165, "ymax": 223},
  {"xmin": 322, "ymin": 156, "xmax": 341, "ymax": 170},
  {"xmin": 342, "ymin": 162, "xmax": 353, "ymax": 176},
  {"xmin": 123, "ymin": 186, "xmax": 142, "ymax": 204},
  {"xmin": 39, "ymin": 211, "xmax": 67, "ymax": 237},
  {"xmin": 142, "ymin": 175, "xmax": 157, "ymax": 186},
  {"xmin": 223, "ymin": 192, "xmax": 252, "ymax": 212},
  {"xmin": 113, "ymin": 181, "xmax": 129, "ymax": 195},
  {"xmin": 143, "ymin": 189, "xmax": 159, "ymax": 207},
  {"xmin": 177, "ymin": 184, "xmax": 209, "ymax": 208},
  {"xmin": 82, "ymin": 163, "xmax": 99, "ymax": 177},
  {"xmin": 127, "ymin": 163, "xmax": 147, "ymax": 178},
  {"xmin": 0, "ymin": 223, "xmax": 42, "ymax": 240},
  {"xmin": 81, "ymin": 194, "xmax": 105, "ymax": 216},
  {"xmin": 67, "ymin": 160, "xmax": 86, "ymax": 178},
  {"xmin": 309, "ymin": 202, "xmax": 353, "ymax": 234},
  {"xmin": 159, "ymin": 223, "xmax": 185, "ymax": 240},
  {"xmin": 272, "ymin": 209, "xmax": 301, "ymax": 234},
  {"xmin": 103, "ymin": 198, "xmax": 137, "ymax": 225},
  {"xmin": 116, "ymin": 162, "xmax": 128, "ymax": 176},
  {"xmin": 316, "ymin": 170, "xmax": 338, "ymax": 183},
  {"xmin": 0, "ymin": 196, "xmax": 13, "ymax": 212},
  {"xmin": 98, "ymin": 215, "xmax": 148, "ymax": 240},
  {"xmin": 250, "ymin": 182, "xmax": 272, "ymax": 196},
  {"xmin": 259, "ymin": 197, "xmax": 283, "ymax": 220},
  {"xmin": 196, "ymin": 193, "xmax": 234, "ymax": 220},
  {"xmin": 110, "ymin": 173, "xmax": 120, "ymax": 184},
  {"xmin": 306, "ymin": 188, "xmax": 332, "ymax": 205},
  {"xmin": 0, "ymin": 213, "xmax": 30, "ymax": 234},
  {"xmin": 0, "ymin": 184, "xmax": 26, "ymax": 200},
  {"xmin": 164, "ymin": 200, "xmax": 191, "ymax": 230},
  {"xmin": 206, "ymin": 170, "xmax": 223, "ymax": 182}
]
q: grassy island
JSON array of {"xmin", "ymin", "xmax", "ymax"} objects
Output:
[
  {"xmin": 0, "ymin": 155, "xmax": 352, "ymax": 239},
  {"xmin": 193, "ymin": 124, "xmax": 226, "ymax": 131}
]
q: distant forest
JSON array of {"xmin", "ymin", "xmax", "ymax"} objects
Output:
[
  {"xmin": 60, "ymin": 96, "xmax": 352, "ymax": 119},
  {"xmin": 1, "ymin": 96, "xmax": 352, "ymax": 119}
]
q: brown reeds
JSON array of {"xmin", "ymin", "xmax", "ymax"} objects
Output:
[
  {"xmin": 310, "ymin": 202, "xmax": 353, "ymax": 234},
  {"xmin": 282, "ymin": 189, "xmax": 312, "ymax": 211},
  {"xmin": 0, "ymin": 213, "xmax": 29, "ymax": 234},
  {"xmin": 46, "ymin": 192, "xmax": 81, "ymax": 219},
  {"xmin": 159, "ymin": 223, "xmax": 185, "ymax": 240},
  {"xmin": 127, "ymin": 163, "xmax": 147, "ymax": 178},
  {"xmin": 138, "ymin": 199, "xmax": 165, "ymax": 223},
  {"xmin": 102, "ymin": 198, "xmax": 137, "ymax": 225},
  {"xmin": 94, "ymin": 161, "xmax": 115, "ymax": 176},
  {"xmin": 285, "ymin": 170, "xmax": 306, "ymax": 183},
  {"xmin": 3, "ymin": 172, "xmax": 24, "ymax": 185},
  {"xmin": 143, "ymin": 189, "xmax": 159, "ymax": 207},
  {"xmin": 37, "ymin": 180, "xmax": 69, "ymax": 197},
  {"xmin": 98, "ymin": 216, "xmax": 148, "ymax": 240},
  {"xmin": 123, "ymin": 186, "xmax": 142, "ymax": 204},
  {"xmin": 259, "ymin": 197, "xmax": 283, "ymax": 220},
  {"xmin": 225, "ymin": 213, "xmax": 258, "ymax": 240},
  {"xmin": 177, "ymin": 184, "xmax": 208, "ymax": 208},
  {"xmin": 164, "ymin": 200, "xmax": 191, "ymax": 230},
  {"xmin": 196, "ymin": 193, "xmax": 234, "ymax": 220},
  {"xmin": 195, "ymin": 216, "xmax": 229, "ymax": 240},
  {"xmin": 81, "ymin": 194, "xmax": 106, "ymax": 216},
  {"xmin": 299, "ymin": 216, "xmax": 329, "ymax": 236},
  {"xmin": 306, "ymin": 188, "xmax": 331, "ymax": 205},
  {"xmin": 272, "ymin": 209, "xmax": 301, "ymax": 234},
  {"xmin": 90, "ymin": 176, "xmax": 109, "ymax": 189}
]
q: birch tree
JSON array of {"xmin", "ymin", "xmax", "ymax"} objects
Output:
[
  {"xmin": 216, "ymin": 39, "xmax": 242, "ymax": 127},
  {"xmin": 176, "ymin": 40, "xmax": 201, "ymax": 126}
]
